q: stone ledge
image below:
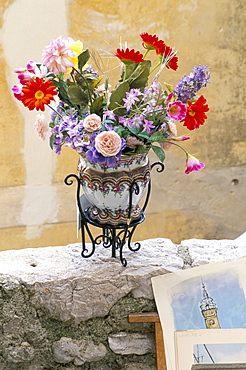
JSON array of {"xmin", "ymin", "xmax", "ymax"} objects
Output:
[
  {"xmin": 0, "ymin": 235, "xmax": 246, "ymax": 369},
  {"xmin": 1, "ymin": 236, "xmax": 246, "ymax": 324}
]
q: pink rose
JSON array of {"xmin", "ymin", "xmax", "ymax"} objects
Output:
[
  {"xmin": 34, "ymin": 113, "xmax": 49, "ymax": 140},
  {"xmin": 95, "ymin": 131, "xmax": 122, "ymax": 157},
  {"xmin": 83, "ymin": 114, "xmax": 102, "ymax": 132}
]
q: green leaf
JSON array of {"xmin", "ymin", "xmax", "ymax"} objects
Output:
[
  {"xmin": 124, "ymin": 63, "xmax": 139, "ymax": 81},
  {"xmin": 129, "ymin": 60, "xmax": 151, "ymax": 89},
  {"xmin": 90, "ymin": 96, "xmax": 104, "ymax": 115},
  {"xmin": 49, "ymin": 121, "xmax": 56, "ymax": 129},
  {"xmin": 52, "ymin": 78, "xmax": 72, "ymax": 106},
  {"xmin": 78, "ymin": 49, "xmax": 90, "ymax": 70},
  {"xmin": 115, "ymin": 126, "xmax": 129, "ymax": 138},
  {"xmin": 102, "ymin": 119, "xmax": 115, "ymax": 124},
  {"xmin": 134, "ymin": 145, "xmax": 148, "ymax": 154},
  {"xmin": 108, "ymin": 81, "xmax": 129, "ymax": 115},
  {"xmin": 138, "ymin": 131, "xmax": 150, "ymax": 140},
  {"xmin": 67, "ymin": 85, "xmax": 89, "ymax": 106},
  {"xmin": 128, "ymin": 125, "xmax": 142, "ymax": 136},
  {"xmin": 149, "ymin": 131, "xmax": 166, "ymax": 143},
  {"xmin": 151, "ymin": 144, "xmax": 165, "ymax": 162},
  {"xmin": 49, "ymin": 133, "xmax": 56, "ymax": 150}
]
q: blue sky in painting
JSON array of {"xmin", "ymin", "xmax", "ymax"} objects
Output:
[
  {"xmin": 194, "ymin": 343, "xmax": 246, "ymax": 363},
  {"xmin": 169, "ymin": 269, "xmax": 246, "ymax": 330}
]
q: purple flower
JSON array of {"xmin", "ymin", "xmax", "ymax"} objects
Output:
[
  {"xmin": 140, "ymin": 119, "xmax": 156, "ymax": 134},
  {"xmin": 53, "ymin": 144, "xmax": 62, "ymax": 155},
  {"xmin": 174, "ymin": 65, "xmax": 210, "ymax": 103},
  {"xmin": 104, "ymin": 110, "xmax": 116, "ymax": 120},
  {"xmin": 119, "ymin": 117, "xmax": 135, "ymax": 128},
  {"xmin": 123, "ymin": 89, "xmax": 142, "ymax": 111}
]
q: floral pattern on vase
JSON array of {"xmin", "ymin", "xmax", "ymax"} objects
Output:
[{"xmin": 78, "ymin": 153, "xmax": 150, "ymax": 225}]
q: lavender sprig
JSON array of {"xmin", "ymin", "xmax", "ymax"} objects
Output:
[{"xmin": 174, "ymin": 65, "xmax": 210, "ymax": 103}]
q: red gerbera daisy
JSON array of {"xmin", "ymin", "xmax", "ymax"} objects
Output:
[
  {"xmin": 139, "ymin": 32, "xmax": 164, "ymax": 51},
  {"xmin": 114, "ymin": 48, "xmax": 144, "ymax": 65},
  {"xmin": 20, "ymin": 77, "xmax": 58, "ymax": 111},
  {"xmin": 156, "ymin": 44, "xmax": 178, "ymax": 71},
  {"xmin": 181, "ymin": 95, "xmax": 209, "ymax": 130}
]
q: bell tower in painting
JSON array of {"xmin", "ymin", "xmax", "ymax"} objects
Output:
[{"xmin": 199, "ymin": 283, "xmax": 220, "ymax": 329}]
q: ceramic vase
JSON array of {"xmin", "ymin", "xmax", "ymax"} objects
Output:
[{"xmin": 78, "ymin": 153, "xmax": 150, "ymax": 225}]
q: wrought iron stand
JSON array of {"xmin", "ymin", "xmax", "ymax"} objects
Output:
[{"xmin": 64, "ymin": 161, "xmax": 164, "ymax": 266}]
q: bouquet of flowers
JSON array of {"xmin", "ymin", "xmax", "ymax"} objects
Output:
[{"xmin": 12, "ymin": 33, "xmax": 210, "ymax": 174}]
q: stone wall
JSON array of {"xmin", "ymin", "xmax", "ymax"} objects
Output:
[
  {"xmin": 0, "ymin": 235, "xmax": 245, "ymax": 370},
  {"xmin": 1, "ymin": 0, "xmax": 246, "ymax": 251}
]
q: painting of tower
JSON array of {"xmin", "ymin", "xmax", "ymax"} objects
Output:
[{"xmin": 199, "ymin": 283, "xmax": 220, "ymax": 329}]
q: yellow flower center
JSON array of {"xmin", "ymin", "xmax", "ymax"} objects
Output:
[
  {"xmin": 189, "ymin": 109, "xmax": 196, "ymax": 116},
  {"xmin": 35, "ymin": 90, "xmax": 45, "ymax": 100},
  {"xmin": 170, "ymin": 106, "xmax": 178, "ymax": 113}
]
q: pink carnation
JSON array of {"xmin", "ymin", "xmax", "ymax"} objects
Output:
[
  {"xmin": 83, "ymin": 114, "xmax": 102, "ymax": 132},
  {"xmin": 167, "ymin": 101, "xmax": 187, "ymax": 121},
  {"xmin": 185, "ymin": 154, "xmax": 205, "ymax": 174},
  {"xmin": 95, "ymin": 131, "xmax": 122, "ymax": 157},
  {"xmin": 34, "ymin": 113, "xmax": 49, "ymax": 140}
]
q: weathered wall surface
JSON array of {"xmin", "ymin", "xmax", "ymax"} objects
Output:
[
  {"xmin": 0, "ymin": 236, "xmax": 246, "ymax": 369},
  {"xmin": 0, "ymin": 0, "xmax": 245, "ymax": 251}
]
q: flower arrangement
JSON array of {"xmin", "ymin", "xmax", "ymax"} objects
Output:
[{"xmin": 12, "ymin": 33, "xmax": 210, "ymax": 173}]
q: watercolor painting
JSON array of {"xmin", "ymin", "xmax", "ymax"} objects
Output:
[
  {"xmin": 151, "ymin": 257, "xmax": 246, "ymax": 370},
  {"xmin": 170, "ymin": 270, "xmax": 246, "ymax": 331}
]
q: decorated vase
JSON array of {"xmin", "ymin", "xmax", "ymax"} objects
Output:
[{"xmin": 78, "ymin": 153, "xmax": 151, "ymax": 225}]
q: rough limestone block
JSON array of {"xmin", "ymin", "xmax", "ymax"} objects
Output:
[
  {"xmin": 4, "ymin": 341, "xmax": 36, "ymax": 363},
  {"xmin": 53, "ymin": 337, "xmax": 107, "ymax": 366},
  {"xmin": 108, "ymin": 332, "xmax": 155, "ymax": 355},
  {"xmin": 0, "ymin": 238, "xmax": 181, "ymax": 323},
  {"xmin": 180, "ymin": 232, "xmax": 246, "ymax": 267}
]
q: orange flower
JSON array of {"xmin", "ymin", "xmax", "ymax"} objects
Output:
[
  {"xmin": 114, "ymin": 48, "xmax": 144, "ymax": 64},
  {"xmin": 181, "ymin": 95, "xmax": 209, "ymax": 130},
  {"xmin": 156, "ymin": 44, "xmax": 178, "ymax": 71},
  {"xmin": 139, "ymin": 32, "xmax": 164, "ymax": 51},
  {"xmin": 20, "ymin": 77, "xmax": 57, "ymax": 111}
]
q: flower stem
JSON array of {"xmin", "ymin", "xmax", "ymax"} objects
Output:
[
  {"xmin": 143, "ymin": 49, "xmax": 149, "ymax": 59},
  {"xmin": 168, "ymin": 141, "xmax": 189, "ymax": 156},
  {"xmin": 72, "ymin": 67, "xmax": 93, "ymax": 107},
  {"xmin": 123, "ymin": 65, "xmax": 128, "ymax": 82},
  {"xmin": 48, "ymin": 104, "xmax": 63, "ymax": 118},
  {"xmin": 149, "ymin": 62, "xmax": 161, "ymax": 75}
]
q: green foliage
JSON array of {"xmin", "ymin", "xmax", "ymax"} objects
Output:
[
  {"xmin": 78, "ymin": 49, "xmax": 90, "ymax": 70},
  {"xmin": 67, "ymin": 85, "xmax": 89, "ymax": 106},
  {"xmin": 151, "ymin": 144, "xmax": 165, "ymax": 162},
  {"xmin": 149, "ymin": 131, "xmax": 167, "ymax": 143},
  {"xmin": 49, "ymin": 133, "xmax": 56, "ymax": 150},
  {"xmin": 127, "ymin": 60, "xmax": 151, "ymax": 89},
  {"xmin": 108, "ymin": 81, "xmax": 129, "ymax": 115},
  {"xmin": 90, "ymin": 96, "xmax": 106, "ymax": 116},
  {"xmin": 52, "ymin": 78, "xmax": 71, "ymax": 106},
  {"xmin": 115, "ymin": 125, "xmax": 129, "ymax": 138}
]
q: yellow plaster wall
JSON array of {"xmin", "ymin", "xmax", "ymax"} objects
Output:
[{"xmin": 0, "ymin": 0, "xmax": 245, "ymax": 251}]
